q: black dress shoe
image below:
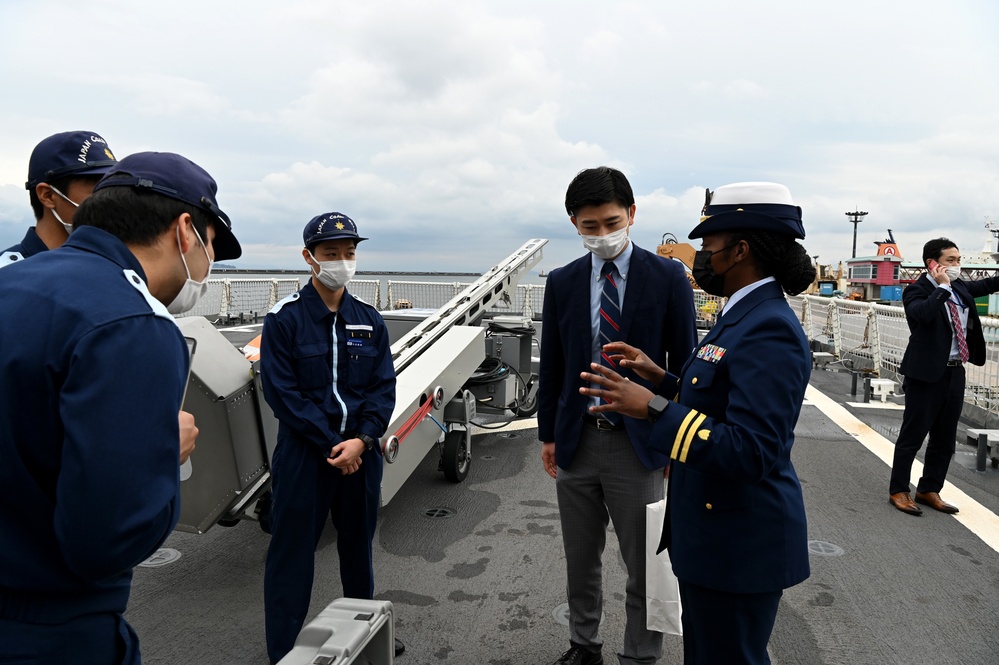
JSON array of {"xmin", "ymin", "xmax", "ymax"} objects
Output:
[
  {"xmin": 395, "ymin": 638, "xmax": 405, "ymax": 657},
  {"xmin": 552, "ymin": 645, "xmax": 603, "ymax": 665}
]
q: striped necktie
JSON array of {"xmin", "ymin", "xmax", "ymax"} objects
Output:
[
  {"xmin": 598, "ymin": 261, "xmax": 622, "ymax": 424},
  {"xmin": 946, "ymin": 299, "xmax": 970, "ymax": 363}
]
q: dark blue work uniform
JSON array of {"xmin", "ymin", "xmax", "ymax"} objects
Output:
[
  {"xmin": 261, "ymin": 282, "xmax": 396, "ymax": 663},
  {"xmin": 652, "ymin": 280, "xmax": 811, "ymax": 665},
  {"xmin": 1, "ymin": 226, "xmax": 48, "ymax": 267},
  {"xmin": 0, "ymin": 226, "xmax": 186, "ymax": 664}
]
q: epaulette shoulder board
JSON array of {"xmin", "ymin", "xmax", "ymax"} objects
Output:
[
  {"xmin": 351, "ymin": 293, "xmax": 373, "ymax": 308},
  {"xmin": 270, "ymin": 291, "xmax": 301, "ymax": 315},
  {"xmin": 0, "ymin": 251, "xmax": 24, "ymax": 268},
  {"xmin": 122, "ymin": 269, "xmax": 174, "ymax": 321}
]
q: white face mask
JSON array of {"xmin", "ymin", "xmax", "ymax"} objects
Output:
[
  {"xmin": 310, "ymin": 254, "xmax": 356, "ymax": 291},
  {"xmin": 167, "ymin": 224, "xmax": 213, "ymax": 315},
  {"xmin": 49, "ymin": 185, "xmax": 78, "ymax": 235},
  {"xmin": 581, "ymin": 227, "xmax": 630, "ymax": 260},
  {"xmin": 945, "ymin": 266, "xmax": 962, "ymax": 282}
]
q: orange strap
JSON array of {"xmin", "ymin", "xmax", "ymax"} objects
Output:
[{"xmin": 393, "ymin": 395, "xmax": 435, "ymax": 443}]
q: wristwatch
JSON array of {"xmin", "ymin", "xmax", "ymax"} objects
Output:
[
  {"xmin": 357, "ymin": 433, "xmax": 378, "ymax": 452},
  {"xmin": 647, "ymin": 395, "xmax": 671, "ymax": 423}
]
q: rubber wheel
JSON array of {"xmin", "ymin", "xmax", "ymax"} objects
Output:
[
  {"xmin": 216, "ymin": 518, "xmax": 241, "ymax": 528},
  {"xmin": 442, "ymin": 431, "xmax": 470, "ymax": 483},
  {"xmin": 515, "ymin": 393, "xmax": 538, "ymax": 418}
]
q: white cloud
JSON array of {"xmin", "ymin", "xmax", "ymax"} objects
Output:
[
  {"xmin": 0, "ymin": 0, "xmax": 996, "ymax": 274},
  {"xmin": 118, "ymin": 75, "xmax": 232, "ymax": 117}
]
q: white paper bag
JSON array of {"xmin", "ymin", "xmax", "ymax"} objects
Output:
[{"xmin": 646, "ymin": 498, "xmax": 683, "ymax": 635}]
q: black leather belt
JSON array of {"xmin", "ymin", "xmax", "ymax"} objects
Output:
[
  {"xmin": 583, "ymin": 413, "xmax": 624, "ymax": 431},
  {"xmin": 947, "ymin": 359, "xmax": 963, "ymax": 367}
]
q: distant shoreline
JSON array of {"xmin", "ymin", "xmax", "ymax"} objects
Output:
[{"xmin": 213, "ymin": 268, "xmax": 482, "ymax": 276}]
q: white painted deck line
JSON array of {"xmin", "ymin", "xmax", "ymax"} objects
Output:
[{"xmin": 807, "ymin": 384, "xmax": 999, "ymax": 554}]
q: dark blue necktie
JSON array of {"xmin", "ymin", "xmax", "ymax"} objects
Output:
[{"xmin": 598, "ymin": 261, "xmax": 622, "ymax": 424}]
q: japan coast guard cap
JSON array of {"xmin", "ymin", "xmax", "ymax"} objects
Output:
[
  {"xmin": 303, "ymin": 212, "xmax": 367, "ymax": 250},
  {"xmin": 690, "ymin": 181, "xmax": 805, "ymax": 240},
  {"xmin": 25, "ymin": 130, "xmax": 117, "ymax": 190},
  {"xmin": 93, "ymin": 151, "xmax": 242, "ymax": 261}
]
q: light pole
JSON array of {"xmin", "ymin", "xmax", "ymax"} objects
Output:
[{"xmin": 846, "ymin": 209, "xmax": 868, "ymax": 258}]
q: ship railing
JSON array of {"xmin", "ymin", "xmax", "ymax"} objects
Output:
[
  {"xmin": 792, "ymin": 295, "xmax": 999, "ymax": 421},
  {"xmin": 175, "ymin": 279, "xmax": 304, "ymax": 322},
  {"xmin": 385, "ymin": 281, "xmax": 472, "ymax": 311},
  {"xmin": 383, "ymin": 281, "xmax": 544, "ymax": 318},
  {"xmin": 693, "ymin": 291, "xmax": 725, "ymax": 328},
  {"xmin": 176, "ymin": 279, "xmax": 543, "ymax": 322},
  {"xmin": 348, "ymin": 280, "xmax": 382, "ymax": 310},
  {"xmin": 176, "ymin": 279, "xmax": 999, "ymax": 419}
]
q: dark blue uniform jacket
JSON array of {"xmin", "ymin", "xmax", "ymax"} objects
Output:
[
  {"xmin": 260, "ymin": 282, "xmax": 396, "ymax": 456},
  {"xmin": 538, "ymin": 244, "xmax": 697, "ymax": 470},
  {"xmin": 653, "ymin": 280, "xmax": 811, "ymax": 594},
  {"xmin": 1, "ymin": 227, "xmax": 48, "ymax": 266},
  {"xmin": 0, "ymin": 227, "xmax": 185, "ymax": 621}
]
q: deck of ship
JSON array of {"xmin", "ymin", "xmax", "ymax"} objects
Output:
[{"xmin": 125, "ymin": 327, "xmax": 999, "ymax": 664}]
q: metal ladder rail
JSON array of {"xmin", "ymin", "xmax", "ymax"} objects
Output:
[{"xmin": 390, "ymin": 238, "xmax": 547, "ymax": 373}]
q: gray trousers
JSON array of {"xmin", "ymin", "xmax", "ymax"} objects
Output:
[{"xmin": 556, "ymin": 424, "xmax": 665, "ymax": 664}]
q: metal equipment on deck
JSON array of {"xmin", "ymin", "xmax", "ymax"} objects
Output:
[
  {"xmin": 173, "ymin": 239, "xmax": 546, "ymax": 533},
  {"xmin": 275, "ymin": 599, "xmax": 394, "ymax": 665}
]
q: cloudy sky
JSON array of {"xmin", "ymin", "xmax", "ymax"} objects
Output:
[{"xmin": 1, "ymin": 0, "xmax": 997, "ymax": 272}]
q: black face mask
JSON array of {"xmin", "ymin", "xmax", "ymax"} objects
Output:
[{"xmin": 692, "ymin": 244, "xmax": 738, "ymax": 297}]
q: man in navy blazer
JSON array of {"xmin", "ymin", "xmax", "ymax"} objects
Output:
[
  {"xmin": 889, "ymin": 238, "xmax": 999, "ymax": 515},
  {"xmin": 539, "ymin": 167, "xmax": 696, "ymax": 665}
]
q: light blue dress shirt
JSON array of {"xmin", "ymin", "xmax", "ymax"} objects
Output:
[{"xmin": 588, "ymin": 241, "xmax": 633, "ymax": 411}]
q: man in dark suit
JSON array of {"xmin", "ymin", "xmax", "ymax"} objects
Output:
[
  {"xmin": 890, "ymin": 238, "xmax": 999, "ymax": 515},
  {"xmin": 539, "ymin": 167, "xmax": 696, "ymax": 665}
]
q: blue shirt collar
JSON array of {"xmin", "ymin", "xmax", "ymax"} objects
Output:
[
  {"xmin": 301, "ymin": 280, "xmax": 362, "ymax": 322},
  {"xmin": 720, "ymin": 276, "xmax": 776, "ymax": 316},
  {"xmin": 16, "ymin": 226, "xmax": 49, "ymax": 258},
  {"xmin": 927, "ymin": 274, "xmax": 964, "ymax": 305},
  {"xmin": 590, "ymin": 239, "xmax": 634, "ymax": 280}
]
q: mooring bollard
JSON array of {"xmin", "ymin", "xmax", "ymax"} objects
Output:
[{"xmin": 978, "ymin": 432, "xmax": 989, "ymax": 472}]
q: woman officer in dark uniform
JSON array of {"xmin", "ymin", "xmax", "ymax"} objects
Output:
[{"xmin": 579, "ymin": 182, "xmax": 816, "ymax": 665}]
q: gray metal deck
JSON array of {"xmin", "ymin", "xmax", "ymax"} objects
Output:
[{"xmin": 126, "ymin": 363, "xmax": 999, "ymax": 664}]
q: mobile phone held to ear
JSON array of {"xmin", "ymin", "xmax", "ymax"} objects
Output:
[{"xmin": 928, "ymin": 259, "xmax": 940, "ymax": 272}]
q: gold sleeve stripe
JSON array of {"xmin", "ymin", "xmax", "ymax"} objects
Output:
[
  {"xmin": 671, "ymin": 410, "xmax": 699, "ymax": 459},
  {"xmin": 679, "ymin": 413, "xmax": 707, "ymax": 463}
]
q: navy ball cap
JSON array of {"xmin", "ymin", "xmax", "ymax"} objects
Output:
[
  {"xmin": 26, "ymin": 130, "xmax": 117, "ymax": 189},
  {"xmin": 303, "ymin": 212, "xmax": 367, "ymax": 250}
]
